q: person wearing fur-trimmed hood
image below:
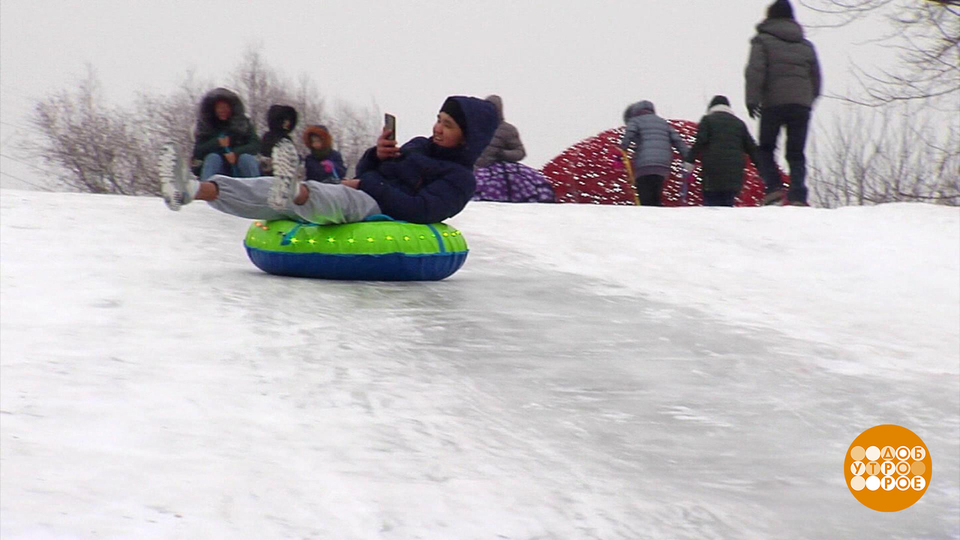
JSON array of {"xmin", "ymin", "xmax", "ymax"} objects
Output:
[
  {"xmin": 302, "ymin": 125, "xmax": 347, "ymax": 184},
  {"xmin": 685, "ymin": 96, "xmax": 759, "ymax": 207},
  {"xmin": 191, "ymin": 87, "xmax": 261, "ymax": 180}
]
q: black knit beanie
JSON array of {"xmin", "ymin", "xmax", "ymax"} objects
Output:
[
  {"xmin": 440, "ymin": 97, "xmax": 468, "ymax": 136},
  {"xmin": 767, "ymin": 0, "xmax": 794, "ymax": 19},
  {"xmin": 709, "ymin": 95, "xmax": 730, "ymax": 108}
]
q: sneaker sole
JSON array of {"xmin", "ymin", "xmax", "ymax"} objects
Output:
[
  {"xmin": 158, "ymin": 143, "xmax": 182, "ymax": 211},
  {"xmin": 269, "ymin": 140, "xmax": 300, "ymax": 211}
]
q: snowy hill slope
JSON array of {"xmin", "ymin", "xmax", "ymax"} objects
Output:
[
  {"xmin": 454, "ymin": 200, "xmax": 959, "ymax": 377},
  {"xmin": 1, "ymin": 190, "xmax": 958, "ymax": 540}
]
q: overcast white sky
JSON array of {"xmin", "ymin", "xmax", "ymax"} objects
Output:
[{"xmin": 0, "ymin": 0, "xmax": 893, "ymax": 187}]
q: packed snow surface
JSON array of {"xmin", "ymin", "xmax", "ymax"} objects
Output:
[{"xmin": 2, "ymin": 190, "xmax": 958, "ymax": 539}]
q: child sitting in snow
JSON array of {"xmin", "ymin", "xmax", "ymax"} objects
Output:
[
  {"xmin": 159, "ymin": 95, "xmax": 498, "ymax": 225},
  {"xmin": 257, "ymin": 105, "xmax": 298, "ymax": 176},
  {"xmin": 302, "ymin": 125, "xmax": 347, "ymax": 184}
]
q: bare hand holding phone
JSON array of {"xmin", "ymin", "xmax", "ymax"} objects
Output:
[{"xmin": 376, "ymin": 114, "xmax": 400, "ymax": 160}]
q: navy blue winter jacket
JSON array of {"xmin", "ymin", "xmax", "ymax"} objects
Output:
[
  {"xmin": 356, "ymin": 96, "xmax": 498, "ymax": 224},
  {"xmin": 305, "ymin": 151, "xmax": 347, "ymax": 184}
]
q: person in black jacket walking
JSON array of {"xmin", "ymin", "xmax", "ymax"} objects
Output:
[
  {"xmin": 685, "ymin": 96, "xmax": 759, "ymax": 207},
  {"xmin": 745, "ymin": 0, "xmax": 821, "ymax": 206}
]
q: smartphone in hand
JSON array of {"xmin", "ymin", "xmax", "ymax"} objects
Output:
[{"xmin": 384, "ymin": 113, "xmax": 396, "ymax": 141}]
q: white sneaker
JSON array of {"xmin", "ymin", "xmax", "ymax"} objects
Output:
[
  {"xmin": 159, "ymin": 143, "xmax": 198, "ymax": 211},
  {"xmin": 268, "ymin": 139, "xmax": 302, "ymax": 210}
]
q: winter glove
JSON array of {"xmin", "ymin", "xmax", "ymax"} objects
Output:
[{"xmin": 747, "ymin": 104, "xmax": 761, "ymax": 119}]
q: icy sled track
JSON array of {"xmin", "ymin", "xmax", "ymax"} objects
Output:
[{"xmin": 1, "ymin": 190, "xmax": 958, "ymax": 539}]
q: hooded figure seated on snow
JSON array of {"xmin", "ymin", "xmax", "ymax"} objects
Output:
[
  {"xmin": 160, "ymin": 95, "xmax": 498, "ymax": 226},
  {"xmin": 471, "ymin": 95, "xmax": 554, "ymax": 203},
  {"xmin": 257, "ymin": 105, "xmax": 298, "ymax": 176},
  {"xmin": 191, "ymin": 87, "xmax": 261, "ymax": 180},
  {"xmin": 474, "ymin": 95, "xmax": 525, "ymax": 169},
  {"xmin": 302, "ymin": 125, "xmax": 347, "ymax": 184}
]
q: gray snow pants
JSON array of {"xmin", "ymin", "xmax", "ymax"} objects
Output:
[{"xmin": 206, "ymin": 175, "xmax": 381, "ymax": 225}]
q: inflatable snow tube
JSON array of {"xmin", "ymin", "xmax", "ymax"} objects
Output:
[{"xmin": 243, "ymin": 217, "xmax": 468, "ymax": 281}]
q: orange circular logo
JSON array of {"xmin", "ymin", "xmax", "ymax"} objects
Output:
[{"xmin": 845, "ymin": 425, "xmax": 932, "ymax": 512}]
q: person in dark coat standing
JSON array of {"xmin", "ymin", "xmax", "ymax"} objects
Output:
[
  {"xmin": 685, "ymin": 95, "xmax": 759, "ymax": 207},
  {"xmin": 258, "ymin": 105, "xmax": 298, "ymax": 176},
  {"xmin": 302, "ymin": 125, "xmax": 347, "ymax": 184},
  {"xmin": 619, "ymin": 100, "xmax": 690, "ymax": 206},
  {"xmin": 191, "ymin": 87, "xmax": 261, "ymax": 180},
  {"xmin": 159, "ymin": 96, "xmax": 498, "ymax": 227},
  {"xmin": 474, "ymin": 95, "xmax": 526, "ymax": 169},
  {"xmin": 745, "ymin": 0, "xmax": 821, "ymax": 206}
]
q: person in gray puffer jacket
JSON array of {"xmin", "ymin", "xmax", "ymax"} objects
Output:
[
  {"xmin": 619, "ymin": 100, "xmax": 690, "ymax": 206},
  {"xmin": 474, "ymin": 95, "xmax": 526, "ymax": 169},
  {"xmin": 745, "ymin": 0, "xmax": 821, "ymax": 206}
]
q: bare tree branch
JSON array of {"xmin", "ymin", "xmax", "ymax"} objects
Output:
[
  {"xmin": 19, "ymin": 47, "xmax": 380, "ymax": 194},
  {"xmin": 810, "ymin": 102, "xmax": 960, "ymax": 207},
  {"xmin": 802, "ymin": 0, "xmax": 959, "ymax": 106}
]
